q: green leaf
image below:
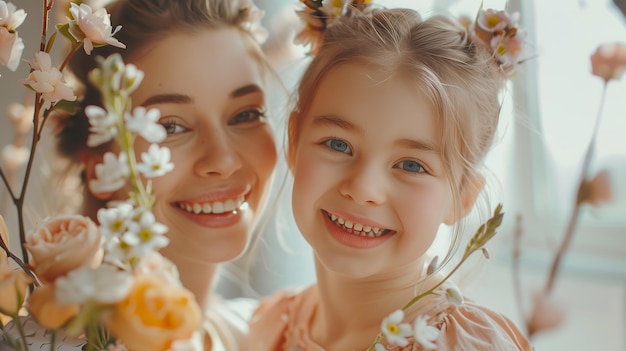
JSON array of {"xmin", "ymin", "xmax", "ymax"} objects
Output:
[
  {"xmin": 45, "ymin": 31, "xmax": 58, "ymax": 53},
  {"xmin": 52, "ymin": 99, "xmax": 82, "ymax": 115},
  {"xmin": 56, "ymin": 22, "xmax": 81, "ymax": 44}
]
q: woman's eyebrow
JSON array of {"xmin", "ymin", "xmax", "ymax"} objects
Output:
[
  {"xmin": 230, "ymin": 84, "xmax": 263, "ymax": 98},
  {"xmin": 140, "ymin": 93, "xmax": 193, "ymax": 106}
]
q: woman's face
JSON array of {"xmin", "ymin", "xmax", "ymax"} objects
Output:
[{"xmin": 128, "ymin": 28, "xmax": 277, "ymax": 263}]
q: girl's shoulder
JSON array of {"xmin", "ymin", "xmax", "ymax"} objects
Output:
[
  {"xmin": 247, "ymin": 285, "xmax": 317, "ymax": 351},
  {"xmin": 396, "ymin": 282, "xmax": 533, "ymax": 351},
  {"xmin": 205, "ymin": 295, "xmax": 260, "ymax": 351}
]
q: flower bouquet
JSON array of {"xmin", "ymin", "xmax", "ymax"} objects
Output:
[{"xmin": 0, "ymin": 1, "xmax": 202, "ymax": 350}]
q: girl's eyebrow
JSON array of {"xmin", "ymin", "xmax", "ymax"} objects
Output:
[
  {"xmin": 312, "ymin": 115, "xmax": 359, "ymax": 132},
  {"xmin": 395, "ymin": 138, "xmax": 439, "ymax": 153},
  {"xmin": 141, "ymin": 93, "xmax": 192, "ymax": 106}
]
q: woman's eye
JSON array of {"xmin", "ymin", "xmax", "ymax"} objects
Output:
[
  {"xmin": 322, "ymin": 138, "xmax": 352, "ymax": 155},
  {"xmin": 228, "ymin": 108, "xmax": 266, "ymax": 126},
  {"xmin": 161, "ymin": 120, "xmax": 189, "ymax": 135},
  {"xmin": 395, "ymin": 160, "xmax": 425, "ymax": 173}
]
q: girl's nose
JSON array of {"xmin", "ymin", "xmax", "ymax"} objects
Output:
[{"xmin": 338, "ymin": 161, "xmax": 387, "ymax": 205}]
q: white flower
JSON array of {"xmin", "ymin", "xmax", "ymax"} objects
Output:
[
  {"xmin": 0, "ymin": 26, "xmax": 23, "ymax": 71},
  {"xmin": 85, "ymin": 105, "xmax": 119, "ymax": 147},
  {"xmin": 137, "ymin": 144, "xmax": 174, "ymax": 178},
  {"xmin": 120, "ymin": 63, "xmax": 143, "ymax": 94},
  {"xmin": 125, "ymin": 209, "xmax": 169, "ymax": 252},
  {"xmin": 89, "ymin": 151, "xmax": 129, "ymax": 194},
  {"xmin": 444, "ymin": 286, "xmax": 464, "ymax": 306},
  {"xmin": 413, "ymin": 315, "xmax": 440, "ymax": 350},
  {"xmin": 167, "ymin": 331, "xmax": 203, "ymax": 351},
  {"xmin": 6, "ymin": 102, "xmax": 33, "ymax": 134},
  {"xmin": 22, "ymin": 51, "xmax": 76, "ymax": 106},
  {"xmin": 380, "ymin": 309, "xmax": 412, "ymax": 347},
  {"xmin": 55, "ymin": 264, "xmax": 133, "ymax": 304},
  {"xmin": 97, "ymin": 203, "xmax": 134, "ymax": 239},
  {"xmin": 125, "ymin": 107, "xmax": 166, "ymax": 143},
  {"xmin": 374, "ymin": 343, "xmax": 386, "ymax": 351},
  {"xmin": 0, "ymin": 1, "xmax": 27, "ymax": 30},
  {"xmin": 68, "ymin": 3, "xmax": 125, "ymax": 55},
  {"xmin": 1, "ymin": 144, "xmax": 28, "ymax": 171}
]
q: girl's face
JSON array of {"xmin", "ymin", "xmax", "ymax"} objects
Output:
[
  {"xmin": 129, "ymin": 28, "xmax": 277, "ymax": 263},
  {"xmin": 291, "ymin": 63, "xmax": 455, "ymax": 278}
]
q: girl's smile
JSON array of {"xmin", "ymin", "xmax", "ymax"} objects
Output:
[{"xmin": 322, "ymin": 209, "xmax": 396, "ymax": 249}]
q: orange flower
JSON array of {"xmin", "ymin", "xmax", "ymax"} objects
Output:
[
  {"xmin": 24, "ymin": 214, "xmax": 103, "ymax": 283},
  {"xmin": 27, "ymin": 283, "xmax": 80, "ymax": 329},
  {"xmin": 106, "ymin": 274, "xmax": 201, "ymax": 351},
  {"xmin": 590, "ymin": 42, "xmax": 626, "ymax": 82},
  {"xmin": 0, "ymin": 255, "xmax": 32, "ymax": 316}
]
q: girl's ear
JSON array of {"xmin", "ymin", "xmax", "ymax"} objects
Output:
[
  {"xmin": 80, "ymin": 149, "xmax": 114, "ymax": 200},
  {"xmin": 444, "ymin": 173, "xmax": 485, "ymax": 225}
]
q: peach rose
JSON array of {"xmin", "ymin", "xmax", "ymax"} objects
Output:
[
  {"xmin": 27, "ymin": 284, "xmax": 80, "ymax": 329},
  {"xmin": 0, "ymin": 257, "xmax": 32, "ymax": 315},
  {"xmin": 24, "ymin": 214, "xmax": 102, "ymax": 283},
  {"xmin": 107, "ymin": 274, "xmax": 201, "ymax": 351}
]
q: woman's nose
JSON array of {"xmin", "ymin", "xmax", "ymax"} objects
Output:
[{"xmin": 194, "ymin": 132, "xmax": 243, "ymax": 178}]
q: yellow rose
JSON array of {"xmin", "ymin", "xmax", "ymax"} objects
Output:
[
  {"xmin": 0, "ymin": 258, "xmax": 32, "ymax": 316},
  {"xmin": 24, "ymin": 214, "xmax": 102, "ymax": 283},
  {"xmin": 107, "ymin": 274, "xmax": 201, "ymax": 351},
  {"xmin": 27, "ymin": 284, "xmax": 80, "ymax": 329}
]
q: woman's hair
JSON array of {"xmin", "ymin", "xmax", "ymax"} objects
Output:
[
  {"xmin": 287, "ymin": 7, "xmax": 506, "ymax": 265},
  {"xmin": 57, "ymin": 0, "xmax": 266, "ymax": 164}
]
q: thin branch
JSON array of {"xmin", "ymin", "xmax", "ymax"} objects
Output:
[{"xmin": 511, "ymin": 214, "xmax": 527, "ymax": 333}]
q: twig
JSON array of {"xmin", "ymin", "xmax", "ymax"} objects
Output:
[{"xmin": 511, "ymin": 214, "xmax": 526, "ymax": 333}]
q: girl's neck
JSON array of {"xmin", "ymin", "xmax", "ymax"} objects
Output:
[
  {"xmin": 310, "ymin": 258, "xmax": 429, "ymax": 351},
  {"xmin": 160, "ymin": 246, "xmax": 219, "ymax": 311}
]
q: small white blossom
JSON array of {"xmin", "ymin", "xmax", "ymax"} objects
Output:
[
  {"xmin": 380, "ymin": 309, "xmax": 412, "ymax": 347},
  {"xmin": 374, "ymin": 343, "xmax": 386, "ymax": 351},
  {"xmin": 120, "ymin": 63, "xmax": 143, "ymax": 94},
  {"xmin": 68, "ymin": 3, "xmax": 125, "ymax": 55},
  {"xmin": 0, "ymin": 1, "xmax": 27, "ymax": 30},
  {"xmin": 85, "ymin": 105, "xmax": 118, "ymax": 147},
  {"xmin": 125, "ymin": 209, "xmax": 169, "ymax": 252},
  {"xmin": 1, "ymin": 144, "xmax": 28, "ymax": 171},
  {"xmin": 0, "ymin": 26, "xmax": 23, "ymax": 71},
  {"xmin": 413, "ymin": 315, "xmax": 440, "ymax": 350},
  {"xmin": 137, "ymin": 144, "xmax": 174, "ymax": 178},
  {"xmin": 6, "ymin": 102, "xmax": 33, "ymax": 134},
  {"xmin": 89, "ymin": 151, "xmax": 129, "ymax": 194},
  {"xmin": 97, "ymin": 203, "xmax": 134, "ymax": 239},
  {"xmin": 22, "ymin": 51, "xmax": 76, "ymax": 107},
  {"xmin": 55, "ymin": 264, "xmax": 133, "ymax": 304},
  {"xmin": 125, "ymin": 107, "xmax": 166, "ymax": 143},
  {"xmin": 444, "ymin": 286, "xmax": 464, "ymax": 306}
]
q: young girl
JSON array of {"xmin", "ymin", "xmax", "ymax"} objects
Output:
[
  {"xmin": 55, "ymin": 0, "xmax": 277, "ymax": 349},
  {"xmin": 248, "ymin": 4, "xmax": 532, "ymax": 351}
]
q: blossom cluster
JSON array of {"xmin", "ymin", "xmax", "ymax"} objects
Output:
[{"xmin": 0, "ymin": 1, "xmax": 202, "ymax": 350}]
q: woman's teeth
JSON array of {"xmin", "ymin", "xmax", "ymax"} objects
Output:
[
  {"xmin": 327, "ymin": 213, "xmax": 389, "ymax": 237},
  {"xmin": 178, "ymin": 195, "xmax": 245, "ymax": 214}
]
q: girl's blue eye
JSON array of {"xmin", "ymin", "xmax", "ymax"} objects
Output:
[
  {"xmin": 228, "ymin": 108, "xmax": 266, "ymax": 126},
  {"xmin": 323, "ymin": 138, "xmax": 352, "ymax": 155},
  {"xmin": 395, "ymin": 160, "xmax": 425, "ymax": 173},
  {"xmin": 161, "ymin": 120, "xmax": 189, "ymax": 135}
]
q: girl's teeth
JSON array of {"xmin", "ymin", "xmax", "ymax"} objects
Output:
[
  {"xmin": 193, "ymin": 203, "xmax": 202, "ymax": 214},
  {"xmin": 203, "ymin": 203, "xmax": 212, "ymax": 213},
  {"xmin": 344, "ymin": 220, "xmax": 353, "ymax": 229},
  {"xmin": 354, "ymin": 223, "xmax": 363, "ymax": 231},
  {"xmin": 327, "ymin": 212, "xmax": 386, "ymax": 237}
]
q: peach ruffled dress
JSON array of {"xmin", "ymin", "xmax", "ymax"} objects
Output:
[{"xmin": 248, "ymin": 282, "xmax": 533, "ymax": 351}]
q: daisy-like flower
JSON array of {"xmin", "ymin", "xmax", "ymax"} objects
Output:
[
  {"xmin": 473, "ymin": 9, "xmax": 519, "ymax": 43},
  {"xmin": 124, "ymin": 209, "xmax": 169, "ymax": 254},
  {"xmin": 21, "ymin": 51, "xmax": 76, "ymax": 108},
  {"xmin": 294, "ymin": 8, "xmax": 326, "ymax": 54},
  {"xmin": 137, "ymin": 144, "xmax": 174, "ymax": 178},
  {"xmin": 89, "ymin": 151, "xmax": 129, "ymax": 194},
  {"xmin": 124, "ymin": 107, "xmax": 166, "ymax": 144},
  {"xmin": 380, "ymin": 309, "xmax": 412, "ymax": 347},
  {"xmin": 413, "ymin": 315, "xmax": 440, "ymax": 350},
  {"xmin": 85, "ymin": 105, "xmax": 118, "ymax": 147},
  {"xmin": 55, "ymin": 264, "xmax": 133, "ymax": 305},
  {"xmin": 67, "ymin": 2, "xmax": 126, "ymax": 55},
  {"xmin": 97, "ymin": 203, "xmax": 134, "ymax": 240}
]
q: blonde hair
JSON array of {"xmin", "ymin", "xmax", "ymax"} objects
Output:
[{"xmin": 288, "ymin": 8, "xmax": 505, "ymax": 265}]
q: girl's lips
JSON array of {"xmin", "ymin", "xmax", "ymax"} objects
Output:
[{"xmin": 322, "ymin": 210, "xmax": 395, "ymax": 249}]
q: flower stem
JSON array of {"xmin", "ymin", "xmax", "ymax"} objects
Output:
[{"xmin": 543, "ymin": 81, "xmax": 607, "ymax": 295}]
